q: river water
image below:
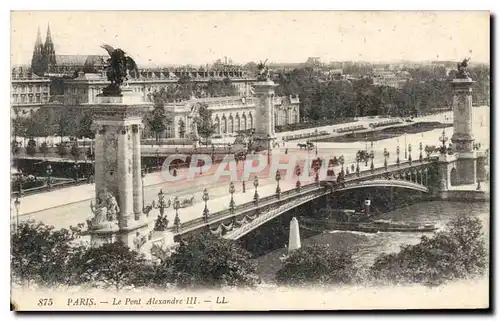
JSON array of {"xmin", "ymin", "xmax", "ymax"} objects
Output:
[{"xmin": 254, "ymin": 106, "xmax": 491, "ymax": 283}]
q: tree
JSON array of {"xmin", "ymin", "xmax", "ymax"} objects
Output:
[
  {"xmin": 76, "ymin": 111, "xmax": 95, "ymax": 139},
  {"xmin": 55, "ymin": 108, "xmax": 76, "ymax": 143},
  {"xmin": 276, "ymin": 244, "xmax": 357, "ymax": 286},
  {"xmin": 11, "ymin": 220, "xmax": 86, "ymax": 287},
  {"xmin": 57, "ymin": 143, "xmax": 68, "ymax": 157},
  {"xmin": 196, "ymin": 103, "xmax": 215, "ymax": 145},
  {"xmin": 26, "ymin": 138, "xmax": 37, "ymax": 156},
  {"xmin": 370, "ymin": 216, "xmax": 487, "ymax": 287},
  {"xmin": 39, "ymin": 142, "xmax": 49, "ymax": 157},
  {"xmin": 70, "ymin": 143, "xmax": 81, "ymax": 161},
  {"xmin": 165, "ymin": 233, "xmax": 260, "ymax": 288},
  {"xmin": 76, "ymin": 242, "xmax": 147, "ymax": 291},
  {"xmin": 178, "ymin": 119, "xmax": 186, "ymax": 139},
  {"xmin": 147, "ymin": 106, "xmax": 169, "ymax": 142}
]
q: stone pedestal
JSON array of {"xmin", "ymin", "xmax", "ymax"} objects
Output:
[
  {"xmin": 87, "ymin": 88, "xmax": 154, "ymax": 248},
  {"xmin": 288, "ymin": 217, "xmax": 301, "ymax": 253},
  {"xmin": 253, "ymin": 80, "xmax": 278, "ymax": 152},
  {"xmin": 436, "ymin": 153, "xmax": 458, "ymax": 192},
  {"xmin": 457, "ymin": 151, "xmax": 477, "ymax": 184},
  {"xmin": 451, "ymin": 78, "xmax": 475, "ymax": 153}
]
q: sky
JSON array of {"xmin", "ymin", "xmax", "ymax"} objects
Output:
[{"xmin": 10, "ymin": 11, "xmax": 490, "ymax": 67}]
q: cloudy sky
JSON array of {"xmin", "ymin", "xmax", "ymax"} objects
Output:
[{"xmin": 10, "ymin": 11, "xmax": 490, "ymax": 67}]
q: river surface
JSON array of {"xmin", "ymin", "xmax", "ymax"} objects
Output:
[
  {"xmin": 254, "ymin": 106, "xmax": 491, "ymax": 283},
  {"xmin": 254, "ymin": 201, "xmax": 490, "ymax": 282}
]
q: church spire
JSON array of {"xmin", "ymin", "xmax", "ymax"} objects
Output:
[
  {"xmin": 45, "ymin": 23, "xmax": 53, "ymax": 45},
  {"xmin": 35, "ymin": 26, "xmax": 42, "ymax": 46},
  {"xmin": 31, "ymin": 26, "xmax": 45, "ymax": 76},
  {"xmin": 43, "ymin": 23, "xmax": 56, "ymax": 72}
]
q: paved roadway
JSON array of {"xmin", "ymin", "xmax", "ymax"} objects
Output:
[{"xmin": 16, "ymin": 107, "xmax": 490, "ymax": 231}]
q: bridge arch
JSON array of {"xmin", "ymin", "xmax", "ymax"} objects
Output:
[{"xmin": 334, "ymin": 180, "xmax": 429, "ymax": 193}]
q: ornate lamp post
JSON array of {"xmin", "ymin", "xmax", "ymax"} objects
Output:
[
  {"xmin": 383, "ymin": 148, "xmax": 389, "ymax": 170},
  {"xmin": 408, "ymin": 143, "xmax": 412, "ymax": 165},
  {"xmin": 315, "ymin": 129, "xmax": 318, "ymax": 156},
  {"xmin": 46, "ymin": 164, "xmax": 53, "ymax": 191},
  {"xmin": 202, "ymin": 188, "xmax": 210, "ymax": 222},
  {"xmin": 14, "ymin": 196, "xmax": 21, "ymax": 232},
  {"xmin": 439, "ymin": 128, "xmax": 448, "ymax": 154},
  {"xmin": 155, "ymin": 149, "xmax": 160, "ymax": 170},
  {"xmin": 141, "ymin": 168, "xmax": 146, "ymax": 211},
  {"xmin": 356, "ymin": 156, "xmax": 360, "ymax": 176},
  {"xmin": 396, "ymin": 145, "xmax": 400, "ymax": 167},
  {"xmin": 173, "ymin": 196, "xmax": 181, "ymax": 233},
  {"xmin": 295, "ymin": 166, "xmax": 301, "ymax": 190},
  {"xmin": 404, "ymin": 131, "xmax": 408, "ymax": 159},
  {"xmin": 253, "ymin": 175, "xmax": 259, "ymax": 205},
  {"xmin": 229, "ymin": 181, "xmax": 236, "ymax": 213},
  {"xmin": 73, "ymin": 162, "xmax": 80, "ymax": 182},
  {"xmin": 370, "ymin": 150, "xmax": 375, "ymax": 172},
  {"xmin": 419, "ymin": 142, "xmax": 423, "ymax": 162},
  {"xmin": 275, "ymin": 170, "xmax": 281, "ymax": 198},
  {"xmin": 152, "ymin": 189, "xmax": 170, "ymax": 230},
  {"xmin": 339, "ymin": 155, "xmax": 345, "ymax": 175}
]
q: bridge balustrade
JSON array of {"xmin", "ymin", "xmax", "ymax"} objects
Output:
[
  {"xmin": 176, "ymin": 159, "xmax": 434, "ymax": 236},
  {"xmin": 177, "ymin": 182, "xmax": 322, "ymax": 234}
]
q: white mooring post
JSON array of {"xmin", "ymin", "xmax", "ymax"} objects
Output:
[
  {"xmin": 364, "ymin": 199, "xmax": 371, "ymax": 217},
  {"xmin": 288, "ymin": 217, "xmax": 301, "ymax": 253}
]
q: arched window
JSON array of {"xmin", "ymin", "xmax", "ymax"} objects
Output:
[
  {"xmin": 249, "ymin": 113, "xmax": 253, "ymax": 129},
  {"xmin": 242, "ymin": 113, "xmax": 247, "ymax": 130},
  {"xmin": 222, "ymin": 115, "xmax": 227, "ymax": 134},
  {"xmin": 235, "ymin": 114, "xmax": 241, "ymax": 132},
  {"xmin": 229, "ymin": 115, "xmax": 234, "ymax": 133},
  {"xmin": 214, "ymin": 116, "xmax": 221, "ymax": 135}
]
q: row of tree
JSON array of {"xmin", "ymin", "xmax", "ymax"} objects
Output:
[
  {"xmin": 11, "ymin": 215, "xmax": 486, "ymax": 290},
  {"xmin": 12, "ymin": 86, "xmax": 218, "ymax": 144},
  {"xmin": 273, "ymin": 65, "xmax": 490, "ymax": 121},
  {"xmin": 12, "ymin": 108, "xmax": 94, "ymax": 142},
  {"xmin": 146, "ymin": 77, "xmax": 239, "ymax": 103}
]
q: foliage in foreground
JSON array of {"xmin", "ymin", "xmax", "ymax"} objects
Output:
[
  {"xmin": 161, "ymin": 233, "xmax": 260, "ymax": 289},
  {"xmin": 11, "ymin": 222, "xmax": 259, "ymax": 290},
  {"xmin": 11, "ymin": 216, "xmax": 487, "ymax": 290},
  {"xmin": 276, "ymin": 243, "xmax": 357, "ymax": 286},
  {"xmin": 370, "ymin": 216, "xmax": 487, "ymax": 286}
]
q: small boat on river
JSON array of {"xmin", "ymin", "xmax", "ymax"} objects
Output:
[{"xmin": 301, "ymin": 209, "xmax": 438, "ymax": 234}]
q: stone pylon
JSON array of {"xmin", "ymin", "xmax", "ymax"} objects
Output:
[
  {"xmin": 252, "ymin": 79, "xmax": 278, "ymax": 152},
  {"xmin": 87, "ymin": 88, "xmax": 155, "ymax": 248},
  {"xmin": 450, "ymin": 76, "xmax": 477, "ymax": 184},
  {"xmin": 288, "ymin": 217, "xmax": 301, "ymax": 253}
]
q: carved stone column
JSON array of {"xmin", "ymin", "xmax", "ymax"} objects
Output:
[
  {"xmin": 94, "ymin": 126, "xmax": 106, "ymax": 202},
  {"xmin": 117, "ymin": 126, "xmax": 134, "ymax": 227},
  {"xmin": 132, "ymin": 124, "xmax": 143, "ymax": 219}
]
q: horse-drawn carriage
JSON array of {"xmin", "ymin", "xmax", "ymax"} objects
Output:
[
  {"xmin": 356, "ymin": 150, "xmax": 372, "ymax": 162},
  {"xmin": 179, "ymin": 196, "xmax": 195, "ymax": 208},
  {"xmin": 297, "ymin": 141, "xmax": 314, "ymax": 150}
]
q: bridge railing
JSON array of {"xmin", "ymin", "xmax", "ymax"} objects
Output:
[
  {"xmin": 176, "ymin": 159, "xmax": 434, "ymax": 234},
  {"xmin": 325, "ymin": 159, "xmax": 433, "ymax": 184},
  {"xmin": 178, "ymin": 182, "xmax": 322, "ymax": 233}
]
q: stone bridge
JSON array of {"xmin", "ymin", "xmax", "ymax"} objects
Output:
[{"xmin": 174, "ymin": 159, "xmax": 436, "ymax": 240}]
